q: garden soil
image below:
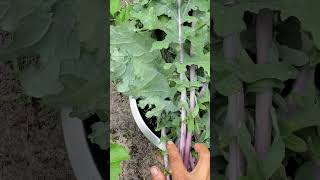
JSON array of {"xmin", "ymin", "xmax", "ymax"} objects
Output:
[
  {"xmin": 111, "ymin": 85, "xmax": 163, "ymax": 180},
  {"xmin": 0, "ymin": 61, "xmax": 162, "ymax": 180},
  {"xmin": 0, "ymin": 63, "xmax": 76, "ymax": 180}
]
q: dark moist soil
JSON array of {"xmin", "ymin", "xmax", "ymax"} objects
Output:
[
  {"xmin": 0, "ymin": 63, "xmax": 76, "ymax": 180},
  {"xmin": 137, "ymin": 100, "xmax": 161, "ymax": 137},
  {"xmin": 111, "ymin": 85, "xmax": 163, "ymax": 180},
  {"xmin": 82, "ymin": 114, "xmax": 107, "ymax": 179}
]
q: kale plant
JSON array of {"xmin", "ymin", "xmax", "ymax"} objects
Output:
[
  {"xmin": 111, "ymin": 0, "xmax": 210, "ymax": 172},
  {"xmin": 213, "ymin": 0, "xmax": 320, "ymax": 179},
  {"xmin": 0, "ymin": 0, "xmax": 107, "ymax": 149}
]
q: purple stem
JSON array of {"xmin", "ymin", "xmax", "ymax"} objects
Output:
[
  {"xmin": 285, "ymin": 68, "xmax": 317, "ymax": 180},
  {"xmin": 184, "ymin": 65, "xmax": 197, "ymax": 168},
  {"xmin": 287, "ymin": 67, "xmax": 315, "ymax": 115},
  {"xmin": 223, "ymin": 34, "xmax": 245, "ymax": 180},
  {"xmin": 176, "ymin": 0, "xmax": 187, "ymax": 158},
  {"xmin": 184, "ymin": 133, "xmax": 192, "ymax": 168},
  {"xmin": 189, "ymin": 152, "xmax": 196, "ymax": 169},
  {"xmin": 179, "ymin": 121, "xmax": 186, "ymax": 157},
  {"xmin": 226, "ymin": 92, "xmax": 246, "ymax": 180},
  {"xmin": 199, "ymin": 83, "xmax": 208, "ymax": 96},
  {"xmin": 255, "ymin": 8, "xmax": 273, "ymax": 159},
  {"xmin": 183, "ymin": 9, "xmax": 197, "ymax": 168}
]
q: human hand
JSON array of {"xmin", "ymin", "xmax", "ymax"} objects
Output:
[{"xmin": 150, "ymin": 141, "xmax": 210, "ymax": 180}]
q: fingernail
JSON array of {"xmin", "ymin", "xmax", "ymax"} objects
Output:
[
  {"xmin": 167, "ymin": 141, "xmax": 174, "ymax": 145},
  {"xmin": 151, "ymin": 166, "xmax": 158, "ymax": 176}
]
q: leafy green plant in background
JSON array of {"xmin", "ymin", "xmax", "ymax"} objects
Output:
[
  {"xmin": 111, "ymin": 0, "xmax": 210, "ymax": 176},
  {"xmin": 110, "ymin": 143, "xmax": 130, "ymax": 180},
  {"xmin": 111, "ymin": 0, "xmax": 133, "ymax": 24},
  {"xmin": 0, "ymin": 0, "xmax": 107, "ymax": 149},
  {"xmin": 213, "ymin": 0, "xmax": 320, "ymax": 179},
  {"xmin": 109, "ymin": 1, "xmax": 133, "ymax": 179}
]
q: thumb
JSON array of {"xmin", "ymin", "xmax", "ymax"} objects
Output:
[{"xmin": 151, "ymin": 166, "xmax": 166, "ymax": 180}]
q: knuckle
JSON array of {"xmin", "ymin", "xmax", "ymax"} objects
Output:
[
  {"xmin": 201, "ymin": 151, "xmax": 210, "ymax": 160},
  {"xmin": 170, "ymin": 154, "xmax": 180, "ymax": 162}
]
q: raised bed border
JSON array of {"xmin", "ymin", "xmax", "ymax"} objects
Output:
[
  {"xmin": 129, "ymin": 97, "xmax": 165, "ymax": 151},
  {"xmin": 61, "ymin": 107, "xmax": 103, "ymax": 180}
]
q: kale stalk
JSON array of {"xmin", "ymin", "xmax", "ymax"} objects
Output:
[
  {"xmin": 255, "ymin": 8, "xmax": 274, "ymax": 158},
  {"xmin": 223, "ymin": 34, "xmax": 245, "ymax": 180},
  {"xmin": 176, "ymin": 0, "xmax": 188, "ymax": 162},
  {"xmin": 184, "ymin": 9, "xmax": 197, "ymax": 169}
]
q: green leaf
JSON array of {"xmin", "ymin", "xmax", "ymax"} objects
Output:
[
  {"xmin": 294, "ymin": 161, "xmax": 317, "ymax": 180},
  {"xmin": 138, "ymin": 96, "xmax": 178, "ymax": 118},
  {"xmin": 20, "ymin": 57, "xmax": 63, "ymax": 98},
  {"xmin": 196, "ymin": 1, "xmax": 210, "ymax": 12},
  {"xmin": 308, "ymin": 136, "xmax": 320, "ymax": 161},
  {"xmin": 262, "ymin": 135, "xmax": 285, "ymax": 178},
  {"xmin": 214, "ymin": 47, "xmax": 297, "ymax": 95},
  {"xmin": 88, "ymin": 122, "xmax": 107, "ymax": 150},
  {"xmin": 0, "ymin": 0, "xmax": 43, "ymax": 31},
  {"xmin": 214, "ymin": 73, "xmax": 243, "ymax": 96},
  {"xmin": 110, "ymin": 163, "xmax": 122, "ymax": 180},
  {"xmin": 214, "ymin": 0, "xmax": 280, "ymax": 36},
  {"xmin": 151, "ymin": 38, "xmax": 172, "ymax": 51},
  {"xmin": 261, "ymin": 107, "xmax": 285, "ymax": 179},
  {"xmin": 6, "ymin": 10, "xmax": 52, "ymax": 51},
  {"xmin": 238, "ymin": 125, "xmax": 264, "ymax": 180},
  {"xmin": 111, "ymin": 23, "xmax": 171, "ymax": 99},
  {"xmin": 301, "ymin": 31, "xmax": 314, "ymax": 52},
  {"xmin": 174, "ymin": 62, "xmax": 187, "ymax": 74},
  {"xmin": 44, "ymin": 51, "xmax": 106, "ymax": 111},
  {"xmin": 309, "ymin": 48, "xmax": 320, "ymax": 66},
  {"xmin": 272, "ymin": 93, "xmax": 289, "ymax": 113},
  {"xmin": 0, "ymin": 1, "xmax": 9, "ymax": 19},
  {"xmin": 283, "ymin": 134, "xmax": 307, "ymax": 152},
  {"xmin": 188, "ymin": 28, "xmax": 208, "ymax": 56},
  {"xmin": 270, "ymin": 165, "xmax": 288, "ymax": 180},
  {"xmin": 75, "ymin": 0, "xmax": 106, "ymax": 61},
  {"xmin": 26, "ymin": 2, "xmax": 80, "ymax": 60},
  {"xmin": 110, "ymin": 0, "xmax": 211, "ymax": 162},
  {"xmin": 279, "ymin": 107, "xmax": 320, "ymax": 136},
  {"xmin": 236, "ymin": 61, "xmax": 298, "ymax": 83},
  {"xmin": 110, "ymin": 0, "xmax": 121, "ymax": 16},
  {"xmin": 110, "ymin": 143, "xmax": 130, "ymax": 180},
  {"xmin": 131, "ymin": 6, "xmax": 160, "ymax": 30},
  {"xmin": 191, "ymin": 100, "xmax": 200, "ymax": 118},
  {"xmin": 214, "ymin": 3, "xmax": 246, "ymax": 36},
  {"xmin": 216, "ymin": 132, "xmax": 233, "ymax": 152},
  {"xmin": 185, "ymin": 53, "xmax": 210, "ymax": 75},
  {"xmin": 246, "ymin": 79, "xmax": 284, "ymax": 93},
  {"xmin": 277, "ymin": 44, "xmax": 309, "ymax": 66},
  {"xmin": 187, "ymin": 113, "xmax": 195, "ymax": 133},
  {"xmin": 110, "ymin": 143, "xmax": 130, "ymax": 164},
  {"xmin": 281, "ymin": 0, "xmax": 320, "ymax": 48}
]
